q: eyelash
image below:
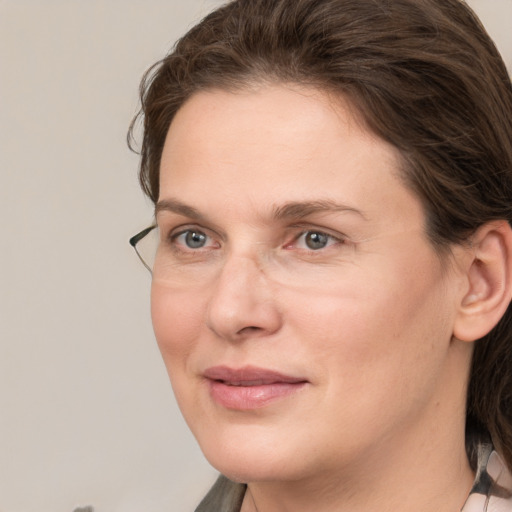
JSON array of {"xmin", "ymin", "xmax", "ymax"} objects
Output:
[
  {"xmin": 170, "ymin": 228, "xmax": 219, "ymax": 251},
  {"xmin": 166, "ymin": 225, "xmax": 345, "ymax": 254},
  {"xmin": 288, "ymin": 230, "xmax": 343, "ymax": 251}
]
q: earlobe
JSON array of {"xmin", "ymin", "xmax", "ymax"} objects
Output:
[{"xmin": 453, "ymin": 221, "xmax": 512, "ymax": 343}]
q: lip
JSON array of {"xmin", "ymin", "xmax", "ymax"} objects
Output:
[{"xmin": 203, "ymin": 365, "xmax": 308, "ymax": 410}]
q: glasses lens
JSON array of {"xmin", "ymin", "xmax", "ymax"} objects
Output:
[{"xmin": 130, "ymin": 226, "xmax": 159, "ymax": 272}]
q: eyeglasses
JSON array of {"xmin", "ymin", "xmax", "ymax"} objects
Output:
[
  {"xmin": 129, "ymin": 223, "xmax": 355, "ymax": 286},
  {"xmin": 129, "ymin": 225, "xmax": 158, "ymax": 273},
  {"xmin": 130, "ymin": 223, "xmax": 415, "ymax": 289}
]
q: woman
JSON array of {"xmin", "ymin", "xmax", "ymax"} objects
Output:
[{"xmin": 129, "ymin": 0, "xmax": 512, "ymax": 510}]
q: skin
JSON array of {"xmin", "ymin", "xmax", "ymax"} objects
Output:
[{"xmin": 151, "ymin": 84, "xmax": 476, "ymax": 512}]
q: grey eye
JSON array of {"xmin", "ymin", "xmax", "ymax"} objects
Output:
[
  {"xmin": 304, "ymin": 231, "xmax": 329, "ymax": 250},
  {"xmin": 184, "ymin": 230, "xmax": 207, "ymax": 248}
]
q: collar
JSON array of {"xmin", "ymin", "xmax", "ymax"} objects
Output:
[{"xmin": 462, "ymin": 444, "xmax": 512, "ymax": 511}]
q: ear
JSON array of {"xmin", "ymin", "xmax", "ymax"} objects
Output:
[{"xmin": 453, "ymin": 220, "xmax": 512, "ymax": 342}]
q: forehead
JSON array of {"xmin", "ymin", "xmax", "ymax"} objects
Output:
[
  {"xmin": 158, "ymin": 84, "xmax": 423, "ymax": 231},
  {"xmin": 162, "ymin": 84, "xmax": 385, "ymax": 173}
]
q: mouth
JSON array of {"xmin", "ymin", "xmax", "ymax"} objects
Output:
[{"xmin": 203, "ymin": 365, "xmax": 308, "ymax": 410}]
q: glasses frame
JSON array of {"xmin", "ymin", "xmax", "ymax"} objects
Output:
[{"xmin": 129, "ymin": 225, "xmax": 157, "ymax": 273}]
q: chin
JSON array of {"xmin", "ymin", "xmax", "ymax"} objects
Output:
[
  {"xmin": 195, "ymin": 426, "xmax": 309, "ymax": 483},
  {"xmin": 206, "ymin": 454, "xmax": 299, "ymax": 484}
]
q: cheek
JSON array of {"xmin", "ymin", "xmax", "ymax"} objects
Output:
[
  {"xmin": 281, "ymin": 279, "xmax": 453, "ymax": 455},
  {"xmin": 151, "ymin": 283, "xmax": 204, "ymax": 366},
  {"xmin": 284, "ymin": 250, "xmax": 454, "ymax": 391}
]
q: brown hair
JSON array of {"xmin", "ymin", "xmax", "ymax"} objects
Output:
[{"xmin": 129, "ymin": 0, "xmax": 512, "ymax": 468}]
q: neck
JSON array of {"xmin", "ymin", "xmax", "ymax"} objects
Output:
[{"xmin": 242, "ymin": 432, "xmax": 473, "ymax": 512}]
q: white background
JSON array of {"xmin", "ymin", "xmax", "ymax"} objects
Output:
[{"xmin": 1, "ymin": 1, "xmax": 511, "ymax": 511}]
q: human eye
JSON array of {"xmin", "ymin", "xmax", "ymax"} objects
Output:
[
  {"xmin": 286, "ymin": 229, "xmax": 344, "ymax": 251},
  {"xmin": 169, "ymin": 227, "xmax": 219, "ymax": 252}
]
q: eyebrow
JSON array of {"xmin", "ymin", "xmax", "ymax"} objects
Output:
[
  {"xmin": 155, "ymin": 198, "xmax": 366, "ymax": 221},
  {"xmin": 155, "ymin": 199, "xmax": 207, "ymax": 221},
  {"xmin": 271, "ymin": 200, "xmax": 366, "ymax": 221}
]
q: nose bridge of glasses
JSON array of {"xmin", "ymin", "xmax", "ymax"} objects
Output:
[
  {"xmin": 206, "ymin": 238, "xmax": 279, "ymax": 291},
  {"xmin": 224, "ymin": 244, "xmax": 269, "ymax": 278},
  {"xmin": 204, "ymin": 247, "xmax": 279, "ymax": 328}
]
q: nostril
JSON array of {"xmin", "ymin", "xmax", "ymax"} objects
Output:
[
  {"xmin": 237, "ymin": 326, "xmax": 262, "ymax": 335},
  {"xmin": 233, "ymin": 325, "xmax": 274, "ymax": 339},
  {"xmin": 205, "ymin": 276, "xmax": 282, "ymax": 340}
]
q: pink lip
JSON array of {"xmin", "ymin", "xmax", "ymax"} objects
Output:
[{"xmin": 203, "ymin": 365, "xmax": 308, "ymax": 410}]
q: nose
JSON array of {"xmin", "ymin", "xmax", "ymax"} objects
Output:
[{"xmin": 205, "ymin": 253, "xmax": 282, "ymax": 341}]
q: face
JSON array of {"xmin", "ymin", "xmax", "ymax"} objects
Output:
[{"xmin": 152, "ymin": 84, "xmax": 469, "ymax": 484}]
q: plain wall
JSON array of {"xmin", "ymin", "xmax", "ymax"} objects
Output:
[{"xmin": 1, "ymin": 1, "xmax": 511, "ymax": 511}]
